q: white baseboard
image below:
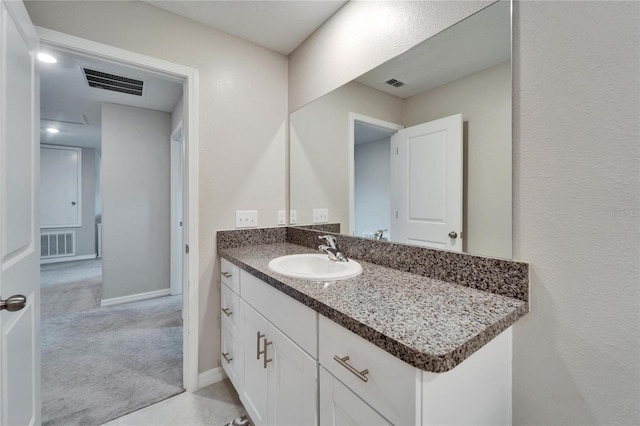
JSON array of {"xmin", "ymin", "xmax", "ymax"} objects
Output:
[
  {"xmin": 40, "ymin": 253, "xmax": 97, "ymax": 264},
  {"xmin": 101, "ymin": 288, "xmax": 171, "ymax": 307},
  {"xmin": 198, "ymin": 367, "xmax": 227, "ymax": 389}
]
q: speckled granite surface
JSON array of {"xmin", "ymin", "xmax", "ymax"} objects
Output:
[
  {"xmin": 218, "ymin": 242, "xmax": 528, "ymax": 373},
  {"xmin": 217, "ymin": 227, "xmax": 286, "ymax": 249},
  {"xmin": 292, "ymin": 223, "xmax": 341, "ymax": 233},
  {"xmin": 287, "ymin": 227, "xmax": 529, "ymax": 302}
]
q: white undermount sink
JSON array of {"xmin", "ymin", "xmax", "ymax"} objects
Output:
[{"xmin": 268, "ymin": 253, "xmax": 362, "ymax": 281}]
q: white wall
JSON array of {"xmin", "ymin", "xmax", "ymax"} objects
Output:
[
  {"xmin": 290, "ymin": 81, "xmax": 403, "ymax": 229},
  {"xmin": 288, "ymin": 0, "xmax": 494, "ymax": 112},
  {"xmin": 404, "ymin": 62, "xmax": 511, "ymax": 258},
  {"xmin": 101, "ymin": 103, "xmax": 171, "ymax": 300},
  {"xmin": 41, "ymin": 146, "xmax": 97, "ymax": 257},
  {"xmin": 512, "ymin": 2, "xmax": 639, "ymax": 424},
  {"xmin": 354, "ymin": 138, "xmax": 391, "ymax": 238},
  {"xmin": 25, "ymin": 0, "xmax": 288, "ymax": 374},
  {"xmin": 289, "ymin": 1, "xmax": 640, "ymax": 424}
]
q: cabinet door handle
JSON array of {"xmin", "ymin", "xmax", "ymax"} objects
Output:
[
  {"xmin": 257, "ymin": 332, "xmax": 265, "ymax": 360},
  {"xmin": 333, "ymin": 355, "xmax": 369, "ymax": 382},
  {"xmin": 222, "ymin": 307, "xmax": 232, "ymax": 317},
  {"xmin": 221, "ymin": 271, "xmax": 232, "ymax": 279},
  {"xmin": 263, "ymin": 339, "xmax": 272, "ymax": 369},
  {"xmin": 222, "ymin": 352, "xmax": 233, "ymax": 363}
]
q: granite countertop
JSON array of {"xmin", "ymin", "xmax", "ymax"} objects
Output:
[{"xmin": 219, "ymin": 242, "xmax": 527, "ymax": 373}]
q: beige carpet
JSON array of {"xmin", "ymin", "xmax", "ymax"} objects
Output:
[{"xmin": 40, "ymin": 259, "xmax": 184, "ymax": 425}]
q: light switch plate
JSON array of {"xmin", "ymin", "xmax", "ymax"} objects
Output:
[
  {"xmin": 277, "ymin": 210, "xmax": 286, "ymax": 225},
  {"xmin": 313, "ymin": 208, "xmax": 329, "ymax": 224},
  {"xmin": 235, "ymin": 210, "xmax": 258, "ymax": 228},
  {"xmin": 289, "ymin": 210, "xmax": 297, "ymax": 225}
]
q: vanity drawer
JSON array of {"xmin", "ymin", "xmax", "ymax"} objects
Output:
[
  {"xmin": 221, "ymin": 283, "xmax": 240, "ymax": 334},
  {"xmin": 221, "ymin": 258, "xmax": 240, "ymax": 294},
  {"xmin": 240, "ymin": 270, "xmax": 317, "ymax": 358},
  {"xmin": 221, "ymin": 326, "xmax": 243, "ymax": 394},
  {"xmin": 319, "ymin": 315, "xmax": 420, "ymax": 426}
]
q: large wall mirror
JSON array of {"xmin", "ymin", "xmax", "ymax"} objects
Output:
[{"xmin": 290, "ymin": 0, "xmax": 512, "ymax": 259}]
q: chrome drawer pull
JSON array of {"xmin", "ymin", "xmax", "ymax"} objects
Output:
[
  {"xmin": 221, "ymin": 271, "xmax": 232, "ymax": 279},
  {"xmin": 263, "ymin": 339, "xmax": 273, "ymax": 369},
  {"xmin": 257, "ymin": 332, "xmax": 265, "ymax": 360},
  {"xmin": 333, "ymin": 355, "xmax": 369, "ymax": 383},
  {"xmin": 222, "ymin": 307, "xmax": 232, "ymax": 317},
  {"xmin": 222, "ymin": 352, "xmax": 233, "ymax": 363}
]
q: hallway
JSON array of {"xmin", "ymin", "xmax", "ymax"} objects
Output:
[{"xmin": 41, "ymin": 260, "xmax": 183, "ymax": 425}]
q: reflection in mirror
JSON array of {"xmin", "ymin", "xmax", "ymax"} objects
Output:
[{"xmin": 290, "ymin": 1, "xmax": 512, "ymax": 259}]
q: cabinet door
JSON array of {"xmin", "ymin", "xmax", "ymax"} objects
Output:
[
  {"xmin": 268, "ymin": 324, "xmax": 317, "ymax": 426},
  {"xmin": 320, "ymin": 367, "xmax": 390, "ymax": 426},
  {"xmin": 240, "ymin": 301, "xmax": 270, "ymax": 425}
]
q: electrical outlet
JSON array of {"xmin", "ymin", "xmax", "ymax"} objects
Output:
[
  {"xmin": 289, "ymin": 210, "xmax": 297, "ymax": 225},
  {"xmin": 313, "ymin": 208, "xmax": 329, "ymax": 224},
  {"xmin": 277, "ymin": 210, "xmax": 286, "ymax": 225},
  {"xmin": 235, "ymin": 210, "xmax": 258, "ymax": 228}
]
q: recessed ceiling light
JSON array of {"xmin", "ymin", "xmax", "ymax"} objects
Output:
[
  {"xmin": 46, "ymin": 127, "xmax": 59, "ymax": 134},
  {"xmin": 37, "ymin": 53, "xmax": 57, "ymax": 64}
]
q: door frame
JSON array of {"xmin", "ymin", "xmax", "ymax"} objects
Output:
[
  {"xmin": 170, "ymin": 122, "xmax": 184, "ymax": 297},
  {"xmin": 36, "ymin": 27, "xmax": 200, "ymax": 392},
  {"xmin": 348, "ymin": 112, "xmax": 403, "ymax": 236}
]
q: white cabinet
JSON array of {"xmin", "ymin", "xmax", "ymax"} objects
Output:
[
  {"xmin": 320, "ymin": 367, "xmax": 391, "ymax": 426},
  {"xmin": 319, "ymin": 315, "xmax": 512, "ymax": 426},
  {"xmin": 240, "ymin": 300, "xmax": 317, "ymax": 426},
  {"xmin": 221, "ymin": 257, "xmax": 513, "ymax": 426},
  {"xmin": 240, "ymin": 300, "xmax": 270, "ymax": 424},
  {"xmin": 221, "ymin": 264, "xmax": 318, "ymax": 426},
  {"xmin": 221, "ymin": 325, "xmax": 242, "ymax": 389},
  {"xmin": 319, "ymin": 315, "xmax": 420, "ymax": 425},
  {"xmin": 220, "ymin": 260, "xmax": 243, "ymax": 393}
]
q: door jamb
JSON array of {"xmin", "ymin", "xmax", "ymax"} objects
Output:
[
  {"xmin": 170, "ymin": 121, "xmax": 183, "ymax": 297},
  {"xmin": 348, "ymin": 112, "xmax": 402, "ymax": 236},
  {"xmin": 36, "ymin": 27, "xmax": 200, "ymax": 392}
]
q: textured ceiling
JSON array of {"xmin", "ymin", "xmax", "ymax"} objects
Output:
[{"xmin": 142, "ymin": 0, "xmax": 348, "ymax": 55}]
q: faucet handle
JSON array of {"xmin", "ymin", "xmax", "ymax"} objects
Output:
[{"xmin": 318, "ymin": 235, "xmax": 337, "ymax": 248}]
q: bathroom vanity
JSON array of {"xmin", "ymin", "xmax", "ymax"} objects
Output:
[{"xmin": 217, "ymin": 228, "xmax": 528, "ymax": 426}]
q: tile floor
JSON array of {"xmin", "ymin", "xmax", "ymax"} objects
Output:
[{"xmin": 101, "ymin": 379, "xmax": 248, "ymax": 426}]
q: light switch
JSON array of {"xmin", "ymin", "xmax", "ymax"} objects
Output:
[
  {"xmin": 235, "ymin": 210, "xmax": 258, "ymax": 228},
  {"xmin": 313, "ymin": 208, "xmax": 329, "ymax": 224}
]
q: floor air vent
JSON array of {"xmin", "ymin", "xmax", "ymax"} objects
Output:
[
  {"xmin": 385, "ymin": 78, "xmax": 405, "ymax": 88},
  {"xmin": 41, "ymin": 231, "xmax": 75, "ymax": 259},
  {"xmin": 83, "ymin": 68, "xmax": 144, "ymax": 96}
]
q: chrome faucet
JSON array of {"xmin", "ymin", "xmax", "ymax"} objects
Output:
[
  {"xmin": 318, "ymin": 235, "xmax": 348, "ymax": 262},
  {"xmin": 373, "ymin": 229, "xmax": 388, "ymax": 241}
]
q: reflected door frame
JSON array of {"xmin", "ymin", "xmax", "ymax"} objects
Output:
[{"xmin": 348, "ymin": 113, "xmax": 403, "ymax": 237}]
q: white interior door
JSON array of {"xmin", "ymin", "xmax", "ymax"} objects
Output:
[
  {"xmin": 391, "ymin": 114, "xmax": 463, "ymax": 251},
  {"xmin": 40, "ymin": 145, "xmax": 81, "ymax": 228},
  {"xmin": 0, "ymin": 0, "xmax": 40, "ymax": 424}
]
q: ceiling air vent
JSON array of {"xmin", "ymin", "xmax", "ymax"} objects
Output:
[
  {"xmin": 385, "ymin": 78, "xmax": 405, "ymax": 88},
  {"xmin": 83, "ymin": 68, "xmax": 144, "ymax": 96}
]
